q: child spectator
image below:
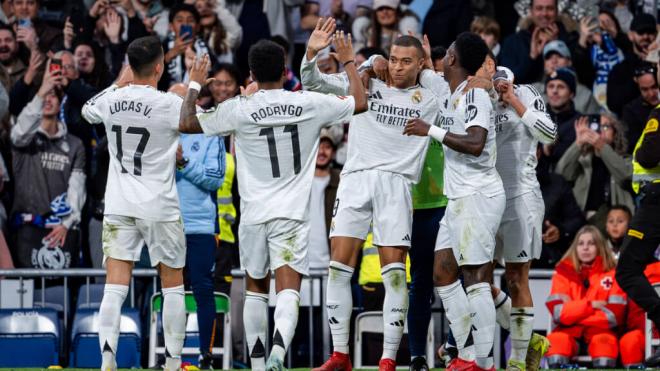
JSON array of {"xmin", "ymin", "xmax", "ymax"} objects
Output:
[
  {"xmin": 605, "ymin": 205, "xmax": 632, "ymax": 258},
  {"xmin": 470, "ymin": 16, "xmax": 501, "ymax": 57}
]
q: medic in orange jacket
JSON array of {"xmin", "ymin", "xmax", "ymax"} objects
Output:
[
  {"xmin": 545, "ymin": 256, "xmax": 627, "ymax": 367},
  {"xmin": 619, "ymin": 262, "xmax": 660, "ymax": 367}
]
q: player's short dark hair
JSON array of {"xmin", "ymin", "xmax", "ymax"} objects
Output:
[
  {"xmin": 127, "ymin": 36, "xmax": 163, "ymax": 77},
  {"xmin": 391, "ymin": 35, "xmax": 424, "ymax": 58},
  {"xmin": 453, "ymin": 32, "xmax": 489, "ymax": 75},
  {"xmin": 168, "ymin": 3, "xmax": 201, "ymax": 24},
  {"xmin": 248, "ymin": 39, "xmax": 285, "ymax": 83},
  {"xmin": 608, "ymin": 205, "xmax": 633, "ymax": 220},
  {"xmin": 357, "ymin": 46, "xmax": 388, "ymax": 60},
  {"xmin": 212, "ymin": 62, "xmax": 241, "ymax": 85},
  {"xmin": 431, "ymin": 46, "xmax": 446, "ymax": 62}
]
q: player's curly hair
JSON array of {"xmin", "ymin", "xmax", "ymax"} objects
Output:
[
  {"xmin": 248, "ymin": 40, "xmax": 285, "ymax": 83},
  {"xmin": 453, "ymin": 32, "xmax": 490, "ymax": 76}
]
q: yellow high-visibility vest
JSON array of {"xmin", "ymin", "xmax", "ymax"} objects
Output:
[
  {"xmin": 632, "ymin": 114, "xmax": 660, "ymax": 194},
  {"xmin": 358, "ymin": 232, "xmax": 412, "ymax": 286},
  {"xmin": 217, "ymin": 152, "xmax": 236, "ymax": 243}
]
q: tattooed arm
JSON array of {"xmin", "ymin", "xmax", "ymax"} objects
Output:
[{"xmin": 179, "ymin": 54, "xmax": 210, "ymax": 134}]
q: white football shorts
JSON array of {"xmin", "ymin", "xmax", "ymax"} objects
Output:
[
  {"xmin": 239, "ymin": 218, "xmax": 310, "ymax": 279},
  {"xmin": 495, "ymin": 190, "xmax": 545, "ymax": 263},
  {"xmin": 102, "ymin": 214, "xmax": 186, "ymax": 268},
  {"xmin": 435, "ymin": 192, "xmax": 505, "ymax": 266},
  {"xmin": 329, "ymin": 169, "xmax": 413, "ymax": 247}
]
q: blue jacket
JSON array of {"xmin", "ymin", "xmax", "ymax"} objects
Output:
[{"xmin": 176, "ymin": 134, "xmax": 225, "ymax": 235}]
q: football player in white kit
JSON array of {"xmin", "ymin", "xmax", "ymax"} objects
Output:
[
  {"xmin": 300, "ymin": 20, "xmax": 445, "ymax": 371},
  {"xmin": 178, "ymin": 26, "xmax": 367, "ymax": 371},
  {"xmin": 81, "ymin": 36, "xmax": 188, "ymax": 371},
  {"xmin": 490, "ymin": 65, "xmax": 556, "ymax": 371},
  {"xmin": 404, "ymin": 33, "xmax": 505, "ymax": 371}
]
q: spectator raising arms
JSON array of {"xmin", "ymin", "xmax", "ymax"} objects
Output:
[
  {"xmin": 556, "ymin": 114, "xmax": 634, "ymax": 227},
  {"xmin": 10, "ymin": 61, "xmax": 86, "ymax": 269},
  {"xmin": 545, "ymin": 226, "xmax": 626, "ymax": 368},
  {"xmin": 194, "ymin": 0, "xmax": 242, "ymax": 64},
  {"xmin": 499, "ymin": 0, "xmax": 577, "ymax": 84}
]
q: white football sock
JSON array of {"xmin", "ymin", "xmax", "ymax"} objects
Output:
[
  {"xmin": 435, "ymin": 280, "xmax": 475, "ymax": 361},
  {"xmin": 271, "ymin": 289, "xmax": 301, "ymax": 360},
  {"xmin": 381, "ymin": 262, "xmax": 408, "ymax": 360},
  {"xmin": 494, "ymin": 290, "xmax": 511, "ymax": 330},
  {"xmin": 162, "ymin": 284, "xmax": 186, "ymax": 371},
  {"xmin": 467, "ymin": 283, "xmax": 496, "ymax": 370},
  {"xmin": 244, "ymin": 291, "xmax": 269, "ymax": 371},
  {"xmin": 327, "ymin": 261, "xmax": 354, "ymax": 354},
  {"xmin": 509, "ymin": 307, "xmax": 534, "ymax": 363},
  {"xmin": 99, "ymin": 284, "xmax": 128, "ymax": 371}
]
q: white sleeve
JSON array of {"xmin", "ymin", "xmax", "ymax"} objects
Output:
[
  {"xmin": 168, "ymin": 93, "xmax": 184, "ymax": 131},
  {"xmin": 82, "ymin": 84, "xmax": 117, "ymax": 124},
  {"xmin": 300, "ymin": 54, "xmax": 350, "ymax": 95},
  {"xmin": 312, "ymin": 92, "xmax": 356, "ymax": 127},
  {"xmin": 419, "ymin": 70, "xmax": 449, "ymax": 99},
  {"xmin": 518, "ymin": 85, "xmax": 557, "ymax": 144},
  {"xmin": 197, "ymin": 96, "xmax": 241, "ymax": 136},
  {"xmin": 464, "ymin": 88, "xmax": 492, "ymax": 131}
]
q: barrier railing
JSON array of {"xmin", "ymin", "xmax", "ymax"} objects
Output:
[{"xmin": 0, "ymin": 267, "xmax": 556, "ymax": 368}]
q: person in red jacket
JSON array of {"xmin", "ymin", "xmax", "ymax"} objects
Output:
[
  {"xmin": 619, "ymin": 262, "xmax": 660, "ymax": 367},
  {"xmin": 545, "ymin": 225, "xmax": 626, "ymax": 368}
]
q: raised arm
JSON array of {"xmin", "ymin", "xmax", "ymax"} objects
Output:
[
  {"xmin": 179, "ymin": 54, "xmax": 211, "ymax": 134},
  {"xmin": 300, "ymin": 17, "xmax": 350, "ymax": 95},
  {"xmin": 509, "ymin": 84, "xmax": 557, "ymax": 144},
  {"xmin": 332, "ymin": 31, "xmax": 367, "ymax": 114}
]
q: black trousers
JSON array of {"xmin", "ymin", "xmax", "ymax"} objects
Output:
[{"xmin": 616, "ymin": 183, "xmax": 660, "ymax": 326}]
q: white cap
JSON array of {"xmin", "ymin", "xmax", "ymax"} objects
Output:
[
  {"xmin": 493, "ymin": 66, "xmax": 514, "ymax": 83},
  {"xmin": 373, "ymin": 0, "xmax": 399, "ymax": 9}
]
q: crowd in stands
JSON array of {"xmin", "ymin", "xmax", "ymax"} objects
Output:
[{"xmin": 0, "ymin": 0, "xmax": 658, "ymax": 367}]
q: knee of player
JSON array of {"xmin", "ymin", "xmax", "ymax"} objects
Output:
[
  {"xmin": 433, "ymin": 256, "xmax": 459, "ymax": 286},
  {"xmin": 462, "ymin": 264, "xmax": 491, "ymax": 287}
]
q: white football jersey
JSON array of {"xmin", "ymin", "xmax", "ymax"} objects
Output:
[
  {"xmin": 82, "ymin": 84, "xmax": 182, "ymax": 221},
  {"xmin": 442, "ymin": 80, "xmax": 504, "ymax": 199},
  {"xmin": 494, "ymin": 84, "xmax": 557, "ymax": 199},
  {"xmin": 301, "ymin": 56, "xmax": 442, "ymax": 182},
  {"xmin": 198, "ymin": 89, "xmax": 355, "ymax": 225}
]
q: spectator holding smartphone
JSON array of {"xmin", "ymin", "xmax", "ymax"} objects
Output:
[
  {"xmin": 12, "ymin": 0, "xmax": 63, "ymax": 55},
  {"xmin": 159, "ymin": 3, "xmax": 214, "ymax": 90},
  {"xmin": 556, "ymin": 114, "xmax": 634, "ymax": 227},
  {"xmin": 9, "ymin": 59, "xmax": 86, "ymax": 269}
]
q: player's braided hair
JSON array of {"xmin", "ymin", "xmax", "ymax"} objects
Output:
[{"xmin": 248, "ymin": 40, "xmax": 285, "ymax": 83}]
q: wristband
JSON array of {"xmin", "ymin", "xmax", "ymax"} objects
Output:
[
  {"xmin": 343, "ymin": 60, "xmax": 355, "ymax": 67},
  {"xmin": 188, "ymin": 81, "xmax": 201, "ymax": 92},
  {"xmin": 428, "ymin": 125, "xmax": 448, "ymax": 143}
]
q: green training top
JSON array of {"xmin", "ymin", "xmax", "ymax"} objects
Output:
[{"xmin": 412, "ymin": 139, "xmax": 448, "ymax": 209}]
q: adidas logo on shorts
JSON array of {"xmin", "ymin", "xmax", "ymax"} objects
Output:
[{"xmin": 517, "ymin": 250, "xmax": 528, "ymax": 258}]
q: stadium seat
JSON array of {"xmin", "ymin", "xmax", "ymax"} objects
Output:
[
  {"xmin": 353, "ymin": 311, "xmax": 434, "ymax": 368},
  {"xmin": 33, "ymin": 285, "xmax": 66, "ymax": 312},
  {"xmin": 0, "ymin": 308, "xmax": 60, "ymax": 367},
  {"xmin": 148, "ymin": 291, "xmax": 232, "ymax": 369},
  {"xmin": 75, "ymin": 283, "xmax": 105, "ymax": 309},
  {"xmin": 69, "ymin": 307, "xmax": 141, "ymax": 368}
]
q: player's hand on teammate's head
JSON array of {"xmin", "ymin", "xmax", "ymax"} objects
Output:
[
  {"xmin": 189, "ymin": 53, "xmax": 211, "ymax": 86},
  {"xmin": 332, "ymin": 30, "xmax": 355, "ymax": 65},
  {"xmin": 403, "ymin": 118, "xmax": 431, "ymax": 137},
  {"xmin": 307, "ymin": 17, "xmax": 336, "ymax": 57}
]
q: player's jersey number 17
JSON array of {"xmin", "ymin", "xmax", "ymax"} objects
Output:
[{"xmin": 111, "ymin": 125, "xmax": 151, "ymax": 176}]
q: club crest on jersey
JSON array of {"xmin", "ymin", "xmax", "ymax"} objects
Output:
[
  {"xmin": 465, "ymin": 104, "xmax": 478, "ymax": 122},
  {"xmin": 191, "ymin": 142, "xmax": 200, "ymax": 152},
  {"xmin": 411, "ymin": 90, "xmax": 422, "ymax": 104}
]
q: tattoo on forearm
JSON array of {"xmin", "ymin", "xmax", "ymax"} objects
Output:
[{"xmin": 179, "ymin": 89, "xmax": 202, "ymax": 133}]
